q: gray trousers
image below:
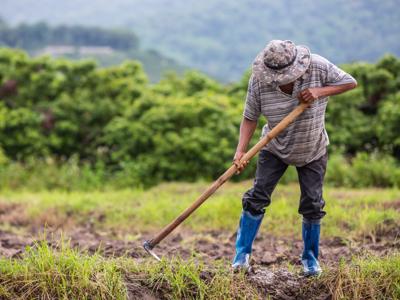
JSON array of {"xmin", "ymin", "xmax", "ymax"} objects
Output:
[{"xmin": 242, "ymin": 149, "xmax": 328, "ymax": 220}]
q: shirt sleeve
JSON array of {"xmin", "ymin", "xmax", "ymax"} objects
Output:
[
  {"xmin": 323, "ymin": 58, "xmax": 357, "ymax": 86},
  {"xmin": 243, "ymin": 74, "xmax": 261, "ymax": 121}
]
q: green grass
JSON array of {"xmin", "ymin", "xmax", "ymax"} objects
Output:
[
  {"xmin": 137, "ymin": 256, "xmax": 260, "ymax": 299},
  {"xmin": 321, "ymin": 253, "xmax": 400, "ymax": 300},
  {"xmin": 0, "ymin": 180, "xmax": 399, "ymax": 299},
  {"xmin": 1, "ymin": 181, "xmax": 399, "ymax": 239},
  {"xmin": 0, "ymin": 239, "xmax": 259, "ymax": 299},
  {"xmin": 0, "ymin": 238, "xmax": 399, "ymax": 300},
  {"xmin": 0, "ymin": 239, "xmax": 127, "ymax": 299}
]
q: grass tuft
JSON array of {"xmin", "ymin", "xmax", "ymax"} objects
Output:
[
  {"xmin": 132, "ymin": 255, "xmax": 260, "ymax": 299},
  {"xmin": 321, "ymin": 253, "xmax": 400, "ymax": 300},
  {"xmin": 0, "ymin": 239, "xmax": 127, "ymax": 299},
  {"xmin": 0, "ymin": 241, "xmax": 260, "ymax": 300}
]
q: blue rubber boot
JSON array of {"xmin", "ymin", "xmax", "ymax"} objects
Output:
[
  {"xmin": 232, "ymin": 210, "xmax": 263, "ymax": 272},
  {"xmin": 301, "ymin": 220, "xmax": 322, "ymax": 276}
]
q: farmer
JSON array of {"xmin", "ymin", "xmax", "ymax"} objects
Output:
[{"xmin": 232, "ymin": 40, "xmax": 357, "ymax": 276}]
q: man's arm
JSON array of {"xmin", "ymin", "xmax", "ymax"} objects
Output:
[
  {"xmin": 233, "ymin": 117, "xmax": 258, "ymax": 174},
  {"xmin": 235, "ymin": 74, "xmax": 261, "ymax": 173},
  {"xmin": 299, "ymin": 56, "xmax": 357, "ymax": 103},
  {"xmin": 298, "ymin": 82, "xmax": 357, "ymax": 103}
]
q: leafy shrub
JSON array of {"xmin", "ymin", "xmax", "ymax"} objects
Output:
[
  {"xmin": 325, "ymin": 153, "xmax": 353, "ymax": 187},
  {"xmin": 103, "ymin": 94, "xmax": 242, "ymax": 185},
  {"xmin": 349, "ymin": 152, "xmax": 400, "ymax": 187},
  {"xmin": 0, "ymin": 49, "xmax": 399, "ymax": 188},
  {"xmin": 376, "ymin": 93, "xmax": 400, "ymax": 155},
  {"xmin": 326, "ymin": 152, "xmax": 400, "ymax": 188}
]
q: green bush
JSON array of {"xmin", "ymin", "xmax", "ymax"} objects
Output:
[
  {"xmin": 326, "ymin": 152, "xmax": 400, "ymax": 188},
  {"xmin": 103, "ymin": 93, "xmax": 242, "ymax": 185},
  {"xmin": 0, "ymin": 49, "xmax": 399, "ymax": 188},
  {"xmin": 376, "ymin": 93, "xmax": 400, "ymax": 154},
  {"xmin": 325, "ymin": 153, "xmax": 353, "ymax": 187},
  {"xmin": 349, "ymin": 152, "xmax": 400, "ymax": 187}
]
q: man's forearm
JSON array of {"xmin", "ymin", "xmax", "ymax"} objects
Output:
[
  {"xmin": 299, "ymin": 82, "xmax": 357, "ymax": 103},
  {"xmin": 236, "ymin": 117, "xmax": 258, "ymax": 153},
  {"xmin": 318, "ymin": 82, "xmax": 357, "ymax": 98}
]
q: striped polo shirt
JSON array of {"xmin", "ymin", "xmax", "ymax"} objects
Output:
[{"xmin": 243, "ymin": 54, "xmax": 357, "ymax": 166}]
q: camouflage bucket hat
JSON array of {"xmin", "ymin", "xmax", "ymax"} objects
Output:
[{"xmin": 252, "ymin": 40, "xmax": 311, "ymax": 86}]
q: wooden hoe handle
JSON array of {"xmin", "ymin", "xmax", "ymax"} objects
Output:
[{"xmin": 144, "ymin": 102, "xmax": 309, "ymax": 253}]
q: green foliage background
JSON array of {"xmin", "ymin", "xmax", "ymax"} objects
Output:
[{"xmin": 0, "ymin": 48, "xmax": 399, "ymax": 189}]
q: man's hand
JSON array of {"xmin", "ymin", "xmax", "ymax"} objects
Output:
[
  {"xmin": 234, "ymin": 117, "xmax": 257, "ymax": 174},
  {"xmin": 298, "ymin": 88, "xmax": 322, "ymax": 104},
  {"xmin": 298, "ymin": 83, "xmax": 357, "ymax": 104},
  {"xmin": 233, "ymin": 151, "xmax": 249, "ymax": 174}
]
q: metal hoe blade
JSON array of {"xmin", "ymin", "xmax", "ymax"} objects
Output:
[{"xmin": 143, "ymin": 240, "xmax": 161, "ymax": 261}]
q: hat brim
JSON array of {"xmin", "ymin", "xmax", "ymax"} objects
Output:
[{"xmin": 252, "ymin": 45, "xmax": 311, "ymax": 86}]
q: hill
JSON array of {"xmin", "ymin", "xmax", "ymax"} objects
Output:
[
  {"xmin": 2, "ymin": 0, "xmax": 400, "ymax": 81},
  {"xmin": 0, "ymin": 19, "xmax": 185, "ymax": 82}
]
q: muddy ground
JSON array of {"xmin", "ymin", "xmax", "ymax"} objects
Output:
[{"xmin": 0, "ymin": 203, "xmax": 399, "ymax": 299}]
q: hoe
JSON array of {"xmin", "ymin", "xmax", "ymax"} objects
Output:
[{"xmin": 143, "ymin": 102, "xmax": 310, "ymax": 261}]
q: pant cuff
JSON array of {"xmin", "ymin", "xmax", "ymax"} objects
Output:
[
  {"xmin": 302, "ymin": 217, "xmax": 321, "ymax": 224},
  {"xmin": 243, "ymin": 209, "xmax": 264, "ymax": 220}
]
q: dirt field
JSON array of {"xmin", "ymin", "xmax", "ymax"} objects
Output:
[
  {"xmin": 0, "ymin": 200, "xmax": 398, "ymax": 300},
  {"xmin": 0, "ymin": 183, "xmax": 399, "ymax": 299}
]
